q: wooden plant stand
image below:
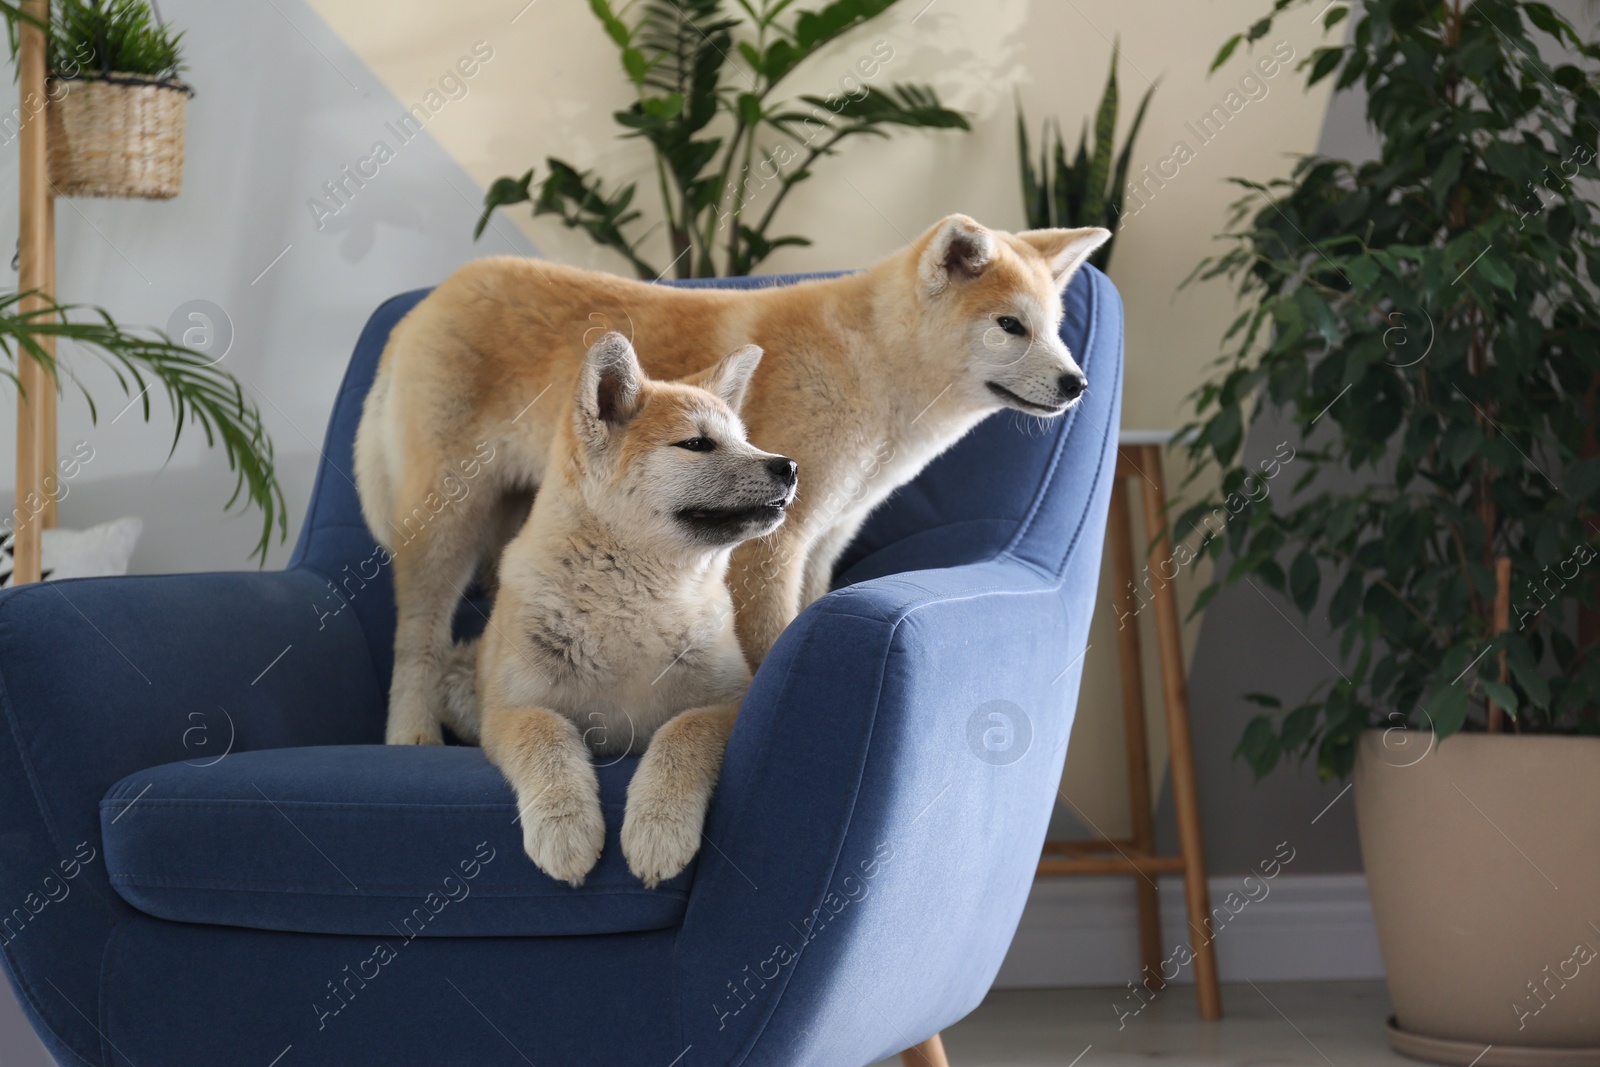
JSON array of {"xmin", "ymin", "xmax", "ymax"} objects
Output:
[
  {"xmin": 1036, "ymin": 432, "xmax": 1222, "ymax": 1020},
  {"xmin": 13, "ymin": 0, "xmax": 57, "ymax": 586}
]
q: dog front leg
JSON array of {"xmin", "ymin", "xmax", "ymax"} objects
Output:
[
  {"xmin": 729, "ymin": 526, "xmax": 807, "ymax": 669},
  {"xmin": 799, "ymin": 509, "xmax": 870, "ymax": 609},
  {"xmin": 438, "ymin": 637, "xmax": 482, "ymax": 744},
  {"xmin": 621, "ymin": 702, "xmax": 738, "ymax": 888},
  {"xmin": 387, "ymin": 612, "xmax": 451, "ymax": 746},
  {"xmin": 387, "ymin": 514, "xmax": 490, "ymax": 745},
  {"xmin": 483, "ymin": 702, "xmax": 605, "ymax": 886}
]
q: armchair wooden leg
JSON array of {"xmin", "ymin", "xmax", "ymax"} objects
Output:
[{"xmin": 900, "ymin": 1033, "xmax": 950, "ymax": 1067}]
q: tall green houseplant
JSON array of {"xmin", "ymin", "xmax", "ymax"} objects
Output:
[
  {"xmin": 1179, "ymin": 0, "xmax": 1600, "ymax": 780},
  {"xmin": 1015, "ymin": 42, "xmax": 1154, "ymax": 272},
  {"xmin": 477, "ymin": 0, "xmax": 969, "ymax": 279}
]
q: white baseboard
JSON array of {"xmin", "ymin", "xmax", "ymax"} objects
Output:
[{"xmin": 992, "ymin": 873, "xmax": 1384, "ymax": 989}]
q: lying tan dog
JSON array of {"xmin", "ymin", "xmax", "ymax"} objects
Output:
[
  {"xmin": 473, "ymin": 332, "xmax": 792, "ymax": 886},
  {"xmin": 355, "ymin": 214, "xmax": 1109, "ymax": 747}
]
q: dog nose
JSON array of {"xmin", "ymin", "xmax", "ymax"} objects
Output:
[
  {"xmin": 767, "ymin": 456, "xmax": 797, "ymax": 486},
  {"xmin": 1059, "ymin": 372, "xmax": 1087, "ymax": 402}
]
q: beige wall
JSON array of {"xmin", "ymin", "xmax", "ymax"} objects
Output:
[{"xmin": 307, "ymin": 0, "xmax": 1339, "ymax": 836}]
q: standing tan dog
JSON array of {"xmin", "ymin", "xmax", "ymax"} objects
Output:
[
  {"xmin": 476, "ymin": 332, "xmax": 793, "ymax": 886},
  {"xmin": 356, "ymin": 214, "xmax": 1109, "ymax": 747}
]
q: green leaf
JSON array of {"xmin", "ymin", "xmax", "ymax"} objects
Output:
[
  {"xmin": 665, "ymin": 137, "xmax": 723, "ymax": 185},
  {"xmin": 1344, "ymin": 255, "xmax": 1379, "ymax": 290},
  {"xmin": 588, "ymin": 0, "xmax": 636, "ymax": 53},
  {"xmin": 1480, "ymin": 680, "xmax": 1519, "ymax": 717},
  {"xmin": 642, "ymin": 93, "xmax": 685, "ymax": 120},
  {"xmin": 737, "ymin": 91, "xmax": 762, "ymax": 128},
  {"xmin": 1235, "ymin": 714, "xmax": 1281, "ymax": 779},
  {"xmin": 1211, "ymin": 33, "xmax": 1242, "ymax": 73},
  {"xmin": 621, "ymin": 46, "xmax": 649, "ymax": 84},
  {"xmin": 763, "ymin": 0, "xmax": 898, "ymax": 85},
  {"xmin": 1328, "ymin": 570, "xmax": 1362, "ymax": 628},
  {"xmin": 1188, "ymin": 581, "xmax": 1223, "ymax": 619},
  {"xmin": 1017, "ymin": 96, "xmax": 1042, "ymax": 230},
  {"xmin": 1474, "ymin": 253, "xmax": 1517, "ymax": 293},
  {"xmin": 533, "ymin": 158, "xmax": 657, "ymax": 278},
  {"xmin": 1290, "ymin": 551, "xmax": 1321, "ymax": 615},
  {"xmin": 1507, "ymin": 643, "xmax": 1552, "ymax": 710},
  {"xmin": 1106, "ymin": 77, "xmax": 1157, "ymax": 263},
  {"xmin": 474, "ymin": 169, "xmax": 534, "ymax": 240},
  {"xmin": 738, "ymin": 225, "xmax": 812, "ymax": 267},
  {"xmin": 793, "ymin": 0, "xmax": 896, "ymax": 52},
  {"xmin": 1307, "ymin": 47, "xmax": 1342, "ymax": 86},
  {"xmin": 1566, "ymin": 457, "xmax": 1600, "ymax": 502},
  {"xmin": 1429, "ymin": 687, "xmax": 1469, "ymax": 738},
  {"xmin": 799, "ymin": 84, "xmax": 969, "ymax": 131},
  {"xmin": 1082, "ymin": 42, "xmax": 1120, "ymax": 225},
  {"xmin": 1280, "ymin": 705, "xmax": 1318, "ymax": 752},
  {"xmin": 763, "ymin": 38, "xmax": 797, "ymax": 82},
  {"xmin": 1523, "ymin": 3, "xmax": 1572, "ymax": 42}
]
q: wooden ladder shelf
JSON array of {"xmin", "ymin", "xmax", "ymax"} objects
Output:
[{"xmin": 1037, "ymin": 436, "xmax": 1222, "ymax": 1020}]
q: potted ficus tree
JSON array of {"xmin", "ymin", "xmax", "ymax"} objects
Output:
[{"xmin": 1180, "ymin": 1, "xmax": 1600, "ymax": 1063}]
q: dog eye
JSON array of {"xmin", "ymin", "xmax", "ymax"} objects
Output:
[
  {"xmin": 674, "ymin": 437, "xmax": 716, "ymax": 453},
  {"xmin": 996, "ymin": 315, "xmax": 1027, "ymax": 337}
]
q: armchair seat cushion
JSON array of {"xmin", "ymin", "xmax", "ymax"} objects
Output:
[{"xmin": 99, "ymin": 745, "xmax": 694, "ymax": 937}]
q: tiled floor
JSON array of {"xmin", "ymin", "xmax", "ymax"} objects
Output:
[{"xmin": 873, "ymin": 981, "xmax": 1416, "ymax": 1066}]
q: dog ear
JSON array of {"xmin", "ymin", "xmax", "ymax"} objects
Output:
[
  {"xmin": 1018, "ymin": 227, "xmax": 1111, "ymax": 288},
  {"xmin": 576, "ymin": 332, "xmax": 643, "ymax": 442},
  {"xmin": 918, "ymin": 214, "xmax": 995, "ymax": 295},
  {"xmin": 687, "ymin": 344, "xmax": 763, "ymax": 414}
]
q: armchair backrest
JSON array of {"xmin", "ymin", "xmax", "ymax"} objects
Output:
[{"xmin": 291, "ymin": 266, "xmax": 1123, "ymax": 685}]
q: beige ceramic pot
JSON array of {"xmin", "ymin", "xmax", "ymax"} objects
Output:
[{"xmin": 1354, "ymin": 730, "xmax": 1600, "ymax": 1066}]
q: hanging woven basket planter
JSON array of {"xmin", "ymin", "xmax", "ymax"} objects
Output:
[{"xmin": 46, "ymin": 73, "xmax": 191, "ymax": 200}]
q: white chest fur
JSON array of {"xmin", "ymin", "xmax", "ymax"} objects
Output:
[{"xmin": 483, "ymin": 536, "xmax": 751, "ymax": 757}]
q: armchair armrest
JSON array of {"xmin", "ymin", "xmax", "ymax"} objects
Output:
[
  {"xmin": 0, "ymin": 567, "xmax": 386, "ymax": 1066},
  {"xmin": 0, "ymin": 567, "xmax": 386, "ymax": 874},
  {"xmin": 677, "ymin": 556, "xmax": 1094, "ymax": 1066}
]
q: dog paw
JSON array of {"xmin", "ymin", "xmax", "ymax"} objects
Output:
[
  {"xmin": 621, "ymin": 787, "xmax": 707, "ymax": 889},
  {"xmin": 386, "ymin": 725, "xmax": 444, "ymax": 746},
  {"xmin": 520, "ymin": 791, "xmax": 606, "ymax": 887},
  {"xmin": 385, "ymin": 699, "xmax": 445, "ymax": 745}
]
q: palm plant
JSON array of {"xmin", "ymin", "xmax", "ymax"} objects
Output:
[
  {"xmin": 4, "ymin": 295, "xmax": 284, "ymax": 561},
  {"xmin": 476, "ymin": 0, "xmax": 970, "ymax": 278},
  {"xmin": 1015, "ymin": 42, "xmax": 1154, "ymax": 273}
]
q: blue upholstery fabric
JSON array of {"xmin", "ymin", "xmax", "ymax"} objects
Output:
[
  {"xmin": 101, "ymin": 746, "xmax": 693, "ymax": 937},
  {"xmin": 0, "ymin": 265, "xmax": 1122, "ymax": 1067}
]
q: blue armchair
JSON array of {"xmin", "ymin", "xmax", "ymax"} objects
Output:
[{"xmin": 0, "ymin": 267, "xmax": 1122, "ymax": 1067}]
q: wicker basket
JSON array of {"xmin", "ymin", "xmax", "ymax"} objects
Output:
[{"xmin": 46, "ymin": 74, "xmax": 188, "ymax": 200}]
